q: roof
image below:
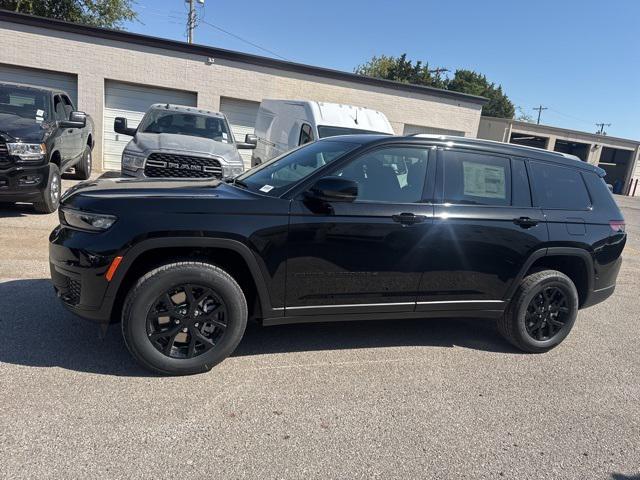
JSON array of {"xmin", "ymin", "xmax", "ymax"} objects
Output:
[
  {"xmin": 148, "ymin": 104, "xmax": 223, "ymax": 117},
  {"xmin": 327, "ymin": 133, "xmax": 605, "ymax": 175},
  {"xmin": 481, "ymin": 116, "xmax": 640, "ymax": 147},
  {"xmin": 0, "ymin": 10, "xmax": 488, "ymax": 106}
]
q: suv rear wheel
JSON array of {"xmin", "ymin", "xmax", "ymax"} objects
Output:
[
  {"xmin": 498, "ymin": 270, "xmax": 579, "ymax": 353},
  {"xmin": 122, "ymin": 262, "xmax": 248, "ymax": 375}
]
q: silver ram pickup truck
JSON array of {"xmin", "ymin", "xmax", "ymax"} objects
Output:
[{"xmin": 114, "ymin": 104, "xmax": 256, "ymax": 179}]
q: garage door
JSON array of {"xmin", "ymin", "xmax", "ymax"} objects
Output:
[
  {"xmin": 103, "ymin": 80, "xmax": 197, "ymax": 171},
  {"xmin": 403, "ymin": 123, "xmax": 465, "ymax": 137},
  {"xmin": 0, "ymin": 63, "xmax": 78, "ymax": 106},
  {"xmin": 219, "ymin": 97, "xmax": 259, "ymax": 168}
]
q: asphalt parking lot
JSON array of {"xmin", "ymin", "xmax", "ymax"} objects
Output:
[{"xmin": 1, "ymin": 178, "xmax": 639, "ymax": 480}]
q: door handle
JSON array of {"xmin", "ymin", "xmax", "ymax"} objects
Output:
[
  {"xmin": 513, "ymin": 216, "xmax": 539, "ymax": 228},
  {"xmin": 392, "ymin": 213, "xmax": 426, "ymax": 225}
]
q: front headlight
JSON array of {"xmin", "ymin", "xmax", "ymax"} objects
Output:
[
  {"xmin": 61, "ymin": 208, "xmax": 117, "ymax": 232},
  {"xmin": 222, "ymin": 165, "xmax": 245, "ymax": 178},
  {"xmin": 7, "ymin": 143, "xmax": 46, "ymax": 161},
  {"xmin": 122, "ymin": 152, "xmax": 146, "ymax": 170}
]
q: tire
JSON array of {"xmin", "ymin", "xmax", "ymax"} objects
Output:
[
  {"xmin": 497, "ymin": 270, "xmax": 579, "ymax": 353},
  {"xmin": 74, "ymin": 145, "xmax": 92, "ymax": 180},
  {"xmin": 122, "ymin": 262, "xmax": 248, "ymax": 375},
  {"xmin": 33, "ymin": 164, "xmax": 61, "ymax": 214}
]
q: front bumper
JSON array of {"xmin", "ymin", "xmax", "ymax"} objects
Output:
[
  {"xmin": 49, "ymin": 225, "xmax": 119, "ymax": 323},
  {"xmin": 0, "ymin": 163, "xmax": 49, "ymax": 201}
]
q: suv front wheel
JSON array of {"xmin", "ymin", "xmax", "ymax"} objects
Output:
[
  {"xmin": 122, "ymin": 262, "xmax": 248, "ymax": 375},
  {"xmin": 498, "ymin": 270, "xmax": 579, "ymax": 353}
]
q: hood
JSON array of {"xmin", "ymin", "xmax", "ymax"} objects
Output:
[
  {"xmin": 132, "ymin": 132, "xmax": 242, "ymax": 163},
  {"xmin": 60, "ymin": 177, "xmax": 260, "ymax": 209},
  {"xmin": 0, "ymin": 113, "xmax": 52, "ymax": 142}
]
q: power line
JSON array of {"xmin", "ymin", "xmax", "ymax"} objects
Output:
[
  {"xmin": 595, "ymin": 123, "xmax": 611, "ymax": 135},
  {"xmin": 533, "ymin": 105, "xmax": 548, "ymax": 125},
  {"xmin": 199, "ymin": 18, "xmax": 290, "ymax": 61}
]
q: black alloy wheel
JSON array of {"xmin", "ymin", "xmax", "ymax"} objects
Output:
[
  {"xmin": 524, "ymin": 286, "xmax": 570, "ymax": 341},
  {"xmin": 497, "ymin": 269, "xmax": 578, "ymax": 353},
  {"xmin": 147, "ymin": 283, "xmax": 228, "ymax": 359}
]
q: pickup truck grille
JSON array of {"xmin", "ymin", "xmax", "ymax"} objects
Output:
[
  {"xmin": 144, "ymin": 153, "xmax": 223, "ymax": 179},
  {"xmin": 0, "ymin": 141, "xmax": 10, "ymax": 168}
]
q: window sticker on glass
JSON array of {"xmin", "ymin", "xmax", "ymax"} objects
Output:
[
  {"xmin": 259, "ymin": 184, "xmax": 275, "ymax": 193},
  {"xmin": 462, "ymin": 161, "xmax": 506, "ymax": 199}
]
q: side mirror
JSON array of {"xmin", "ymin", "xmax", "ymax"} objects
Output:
[
  {"xmin": 308, "ymin": 176, "xmax": 358, "ymax": 203},
  {"xmin": 59, "ymin": 111, "xmax": 86, "ymax": 128},
  {"xmin": 114, "ymin": 117, "xmax": 137, "ymax": 136},
  {"xmin": 237, "ymin": 133, "xmax": 257, "ymax": 150}
]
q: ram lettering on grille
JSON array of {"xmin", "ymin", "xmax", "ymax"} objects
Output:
[{"xmin": 144, "ymin": 153, "xmax": 222, "ymax": 178}]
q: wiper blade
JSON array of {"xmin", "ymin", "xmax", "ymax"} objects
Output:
[{"xmin": 231, "ymin": 178, "xmax": 249, "ymax": 189}]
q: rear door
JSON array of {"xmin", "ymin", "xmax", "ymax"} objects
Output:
[
  {"xmin": 416, "ymin": 148, "xmax": 548, "ymax": 310},
  {"xmin": 286, "ymin": 144, "xmax": 435, "ymax": 315}
]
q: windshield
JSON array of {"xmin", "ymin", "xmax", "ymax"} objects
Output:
[
  {"xmin": 0, "ymin": 85, "xmax": 50, "ymax": 121},
  {"xmin": 317, "ymin": 125, "xmax": 389, "ymax": 138},
  {"xmin": 138, "ymin": 110, "xmax": 233, "ymax": 143},
  {"xmin": 235, "ymin": 140, "xmax": 359, "ymax": 196}
]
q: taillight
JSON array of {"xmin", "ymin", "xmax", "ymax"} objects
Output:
[{"xmin": 609, "ymin": 220, "xmax": 625, "ymax": 233}]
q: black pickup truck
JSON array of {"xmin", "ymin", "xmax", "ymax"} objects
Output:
[{"xmin": 0, "ymin": 82, "xmax": 94, "ymax": 213}]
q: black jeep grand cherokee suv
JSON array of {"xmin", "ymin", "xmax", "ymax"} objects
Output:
[{"xmin": 49, "ymin": 135, "xmax": 626, "ymax": 375}]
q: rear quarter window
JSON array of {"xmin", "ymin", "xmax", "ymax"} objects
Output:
[{"xmin": 530, "ymin": 161, "xmax": 591, "ymax": 210}]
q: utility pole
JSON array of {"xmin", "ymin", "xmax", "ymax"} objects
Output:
[
  {"xmin": 595, "ymin": 123, "xmax": 611, "ymax": 135},
  {"xmin": 186, "ymin": 0, "xmax": 195, "ymax": 43},
  {"xmin": 186, "ymin": 0, "xmax": 204, "ymax": 44},
  {"xmin": 533, "ymin": 105, "xmax": 548, "ymax": 125}
]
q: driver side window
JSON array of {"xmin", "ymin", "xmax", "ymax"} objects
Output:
[
  {"xmin": 299, "ymin": 123, "xmax": 314, "ymax": 145},
  {"xmin": 54, "ymin": 95, "xmax": 67, "ymax": 121},
  {"xmin": 331, "ymin": 147, "xmax": 429, "ymax": 203}
]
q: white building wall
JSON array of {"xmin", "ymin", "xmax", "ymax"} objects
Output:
[{"xmin": 0, "ymin": 20, "xmax": 483, "ymax": 171}]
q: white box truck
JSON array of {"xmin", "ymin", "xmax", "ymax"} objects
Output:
[{"xmin": 251, "ymin": 99, "xmax": 394, "ymax": 166}]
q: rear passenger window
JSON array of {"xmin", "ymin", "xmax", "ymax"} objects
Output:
[
  {"xmin": 443, "ymin": 150, "xmax": 511, "ymax": 206},
  {"xmin": 530, "ymin": 161, "xmax": 591, "ymax": 210}
]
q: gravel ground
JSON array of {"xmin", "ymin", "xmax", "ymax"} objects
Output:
[{"xmin": 1, "ymin": 180, "xmax": 639, "ymax": 480}]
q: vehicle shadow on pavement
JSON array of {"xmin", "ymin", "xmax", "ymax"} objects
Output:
[
  {"xmin": 234, "ymin": 314, "xmax": 520, "ymax": 358},
  {"xmin": 0, "ymin": 278, "xmax": 519, "ymax": 377},
  {"xmin": 0, "ymin": 203, "xmax": 40, "ymax": 218}
]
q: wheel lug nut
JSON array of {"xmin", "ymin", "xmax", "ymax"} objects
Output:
[
  {"xmin": 194, "ymin": 323, "xmax": 199, "ymax": 328},
  {"xmin": 182, "ymin": 328, "xmax": 188, "ymax": 333},
  {"xmin": 174, "ymin": 319, "xmax": 180, "ymax": 324}
]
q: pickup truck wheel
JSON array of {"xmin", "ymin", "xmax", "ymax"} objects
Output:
[
  {"xmin": 74, "ymin": 145, "xmax": 92, "ymax": 180},
  {"xmin": 33, "ymin": 164, "xmax": 61, "ymax": 214},
  {"xmin": 498, "ymin": 270, "xmax": 578, "ymax": 353},
  {"xmin": 122, "ymin": 262, "xmax": 248, "ymax": 375}
]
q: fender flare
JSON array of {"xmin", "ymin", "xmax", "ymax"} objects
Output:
[
  {"xmin": 104, "ymin": 236, "xmax": 275, "ymax": 316},
  {"xmin": 503, "ymin": 247, "xmax": 594, "ymax": 302}
]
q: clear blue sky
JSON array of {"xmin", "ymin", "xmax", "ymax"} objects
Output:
[{"xmin": 125, "ymin": 0, "xmax": 640, "ymax": 139}]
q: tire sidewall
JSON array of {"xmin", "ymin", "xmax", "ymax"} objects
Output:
[
  {"xmin": 124, "ymin": 264, "xmax": 247, "ymax": 375},
  {"xmin": 36, "ymin": 164, "xmax": 61, "ymax": 213},
  {"xmin": 514, "ymin": 274, "xmax": 578, "ymax": 350}
]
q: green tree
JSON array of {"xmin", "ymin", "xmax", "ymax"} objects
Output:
[
  {"xmin": 355, "ymin": 54, "xmax": 448, "ymax": 90},
  {"xmin": 447, "ymin": 69, "xmax": 514, "ymax": 118},
  {"xmin": 355, "ymin": 54, "xmax": 515, "ymax": 119},
  {"xmin": 0, "ymin": 0, "xmax": 137, "ymax": 29}
]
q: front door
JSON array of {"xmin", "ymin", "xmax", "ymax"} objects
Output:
[
  {"xmin": 286, "ymin": 145, "xmax": 435, "ymax": 316},
  {"xmin": 416, "ymin": 148, "xmax": 548, "ymax": 311}
]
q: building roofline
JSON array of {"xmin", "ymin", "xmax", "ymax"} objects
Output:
[
  {"xmin": 0, "ymin": 10, "xmax": 488, "ymax": 106},
  {"xmin": 481, "ymin": 116, "xmax": 640, "ymax": 147}
]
